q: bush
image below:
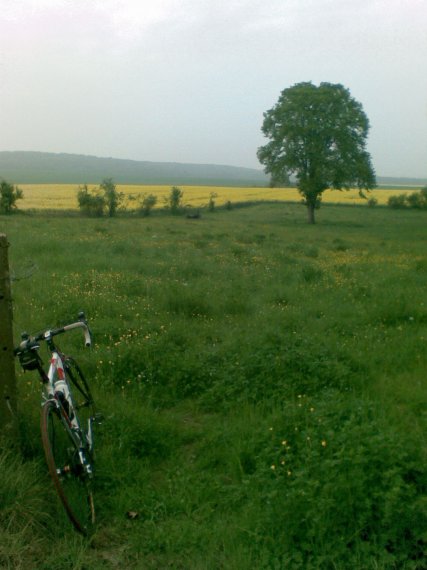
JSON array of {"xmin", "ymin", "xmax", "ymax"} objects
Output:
[
  {"xmin": 77, "ymin": 178, "xmax": 124, "ymax": 217},
  {"xmin": 138, "ymin": 193, "xmax": 157, "ymax": 216},
  {"xmin": 77, "ymin": 184, "xmax": 106, "ymax": 216},
  {"xmin": 166, "ymin": 186, "xmax": 184, "ymax": 215},
  {"xmin": 407, "ymin": 188, "xmax": 427, "ymax": 210},
  {"xmin": 100, "ymin": 178, "xmax": 123, "ymax": 217},
  {"xmin": 388, "ymin": 188, "xmax": 427, "ymax": 211},
  {"xmin": 208, "ymin": 192, "xmax": 217, "ymax": 212},
  {"xmin": 388, "ymin": 194, "xmax": 407, "ymax": 209},
  {"xmin": 367, "ymin": 196, "xmax": 378, "ymax": 207},
  {"xmin": 0, "ymin": 180, "xmax": 23, "ymax": 214}
]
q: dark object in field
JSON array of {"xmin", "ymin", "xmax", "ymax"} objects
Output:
[{"xmin": 186, "ymin": 211, "xmax": 201, "ymax": 219}]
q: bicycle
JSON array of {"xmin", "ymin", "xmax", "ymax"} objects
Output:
[{"xmin": 15, "ymin": 312, "xmax": 100, "ymax": 535}]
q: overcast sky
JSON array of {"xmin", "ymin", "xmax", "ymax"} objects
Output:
[{"xmin": 1, "ymin": 0, "xmax": 426, "ymax": 177}]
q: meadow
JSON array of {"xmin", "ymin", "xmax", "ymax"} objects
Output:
[
  {"xmin": 16, "ymin": 183, "xmax": 421, "ymax": 210},
  {"xmin": 0, "ymin": 201, "xmax": 426, "ymax": 568}
]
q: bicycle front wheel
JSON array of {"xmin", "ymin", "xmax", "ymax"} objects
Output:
[{"xmin": 41, "ymin": 400, "xmax": 95, "ymax": 534}]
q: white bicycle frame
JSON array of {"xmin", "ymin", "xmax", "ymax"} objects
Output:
[{"xmin": 42, "ymin": 323, "xmax": 94, "ymax": 475}]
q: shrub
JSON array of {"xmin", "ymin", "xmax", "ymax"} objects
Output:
[
  {"xmin": 388, "ymin": 194, "xmax": 407, "ymax": 209},
  {"xmin": 208, "ymin": 192, "xmax": 217, "ymax": 212},
  {"xmin": 0, "ymin": 180, "xmax": 23, "ymax": 214},
  {"xmin": 77, "ymin": 184, "xmax": 105, "ymax": 216},
  {"xmin": 407, "ymin": 188, "xmax": 427, "ymax": 210},
  {"xmin": 367, "ymin": 196, "xmax": 378, "ymax": 207},
  {"xmin": 388, "ymin": 189, "xmax": 427, "ymax": 210},
  {"xmin": 138, "ymin": 193, "xmax": 157, "ymax": 216},
  {"xmin": 100, "ymin": 178, "xmax": 123, "ymax": 217},
  {"xmin": 77, "ymin": 178, "xmax": 124, "ymax": 217},
  {"xmin": 166, "ymin": 186, "xmax": 184, "ymax": 215}
]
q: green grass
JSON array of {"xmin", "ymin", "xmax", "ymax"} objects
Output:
[{"xmin": 1, "ymin": 202, "xmax": 426, "ymax": 568}]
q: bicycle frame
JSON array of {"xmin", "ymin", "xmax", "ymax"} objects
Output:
[
  {"xmin": 46, "ymin": 349, "xmax": 94, "ymax": 471},
  {"xmin": 46, "ymin": 340, "xmax": 96, "ymax": 479},
  {"xmin": 16, "ymin": 315, "xmax": 94, "ymax": 475}
]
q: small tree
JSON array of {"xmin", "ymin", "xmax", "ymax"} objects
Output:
[
  {"xmin": 100, "ymin": 178, "xmax": 123, "ymax": 217},
  {"xmin": 77, "ymin": 184, "xmax": 106, "ymax": 216},
  {"xmin": 258, "ymin": 82, "xmax": 376, "ymax": 224},
  {"xmin": 167, "ymin": 186, "xmax": 184, "ymax": 215},
  {"xmin": 139, "ymin": 193, "xmax": 157, "ymax": 216},
  {"xmin": 208, "ymin": 192, "xmax": 217, "ymax": 212},
  {"xmin": 0, "ymin": 181, "xmax": 23, "ymax": 214}
]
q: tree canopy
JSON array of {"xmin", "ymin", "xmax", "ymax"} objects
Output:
[
  {"xmin": 257, "ymin": 82, "xmax": 376, "ymax": 223},
  {"xmin": 0, "ymin": 180, "xmax": 23, "ymax": 214}
]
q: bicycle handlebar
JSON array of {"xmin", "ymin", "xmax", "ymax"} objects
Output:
[{"xmin": 15, "ymin": 312, "xmax": 92, "ymax": 355}]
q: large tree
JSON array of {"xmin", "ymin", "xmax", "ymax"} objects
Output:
[{"xmin": 257, "ymin": 82, "xmax": 376, "ymax": 223}]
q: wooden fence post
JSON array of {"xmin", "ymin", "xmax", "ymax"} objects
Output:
[{"xmin": 0, "ymin": 234, "xmax": 17, "ymax": 441}]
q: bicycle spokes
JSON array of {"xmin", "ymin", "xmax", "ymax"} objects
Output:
[{"xmin": 41, "ymin": 401, "xmax": 95, "ymax": 534}]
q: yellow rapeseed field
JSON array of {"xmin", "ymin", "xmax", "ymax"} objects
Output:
[{"xmin": 17, "ymin": 184, "xmax": 419, "ymax": 210}]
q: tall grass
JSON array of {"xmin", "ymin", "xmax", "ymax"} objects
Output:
[{"xmin": 0, "ymin": 202, "xmax": 426, "ymax": 568}]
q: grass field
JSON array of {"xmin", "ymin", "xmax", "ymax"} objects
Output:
[
  {"xmin": 1, "ymin": 202, "xmax": 426, "ymax": 568},
  {"xmin": 16, "ymin": 183, "xmax": 422, "ymax": 210}
]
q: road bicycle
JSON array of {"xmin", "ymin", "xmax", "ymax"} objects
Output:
[{"xmin": 15, "ymin": 312, "xmax": 100, "ymax": 535}]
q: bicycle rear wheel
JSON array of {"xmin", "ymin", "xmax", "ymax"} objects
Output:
[{"xmin": 41, "ymin": 400, "xmax": 95, "ymax": 534}]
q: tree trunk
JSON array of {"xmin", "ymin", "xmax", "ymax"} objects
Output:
[{"xmin": 307, "ymin": 203, "xmax": 316, "ymax": 224}]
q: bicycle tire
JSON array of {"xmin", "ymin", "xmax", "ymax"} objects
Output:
[{"xmin": 41, "ymin": 400, "xmax": 95, "ymax": 534}]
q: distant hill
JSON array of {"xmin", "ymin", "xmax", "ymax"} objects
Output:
[
  {"xmin": 1, "ymin": 151, "xmax": 424, "ymax": 188},
  {"xmin": 0, "ymin": 151, "xmax": 269, "ymax": 186},
  {"xmin": 376, "ymin": 176, "xmax": 427, "ymax": 188}
]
